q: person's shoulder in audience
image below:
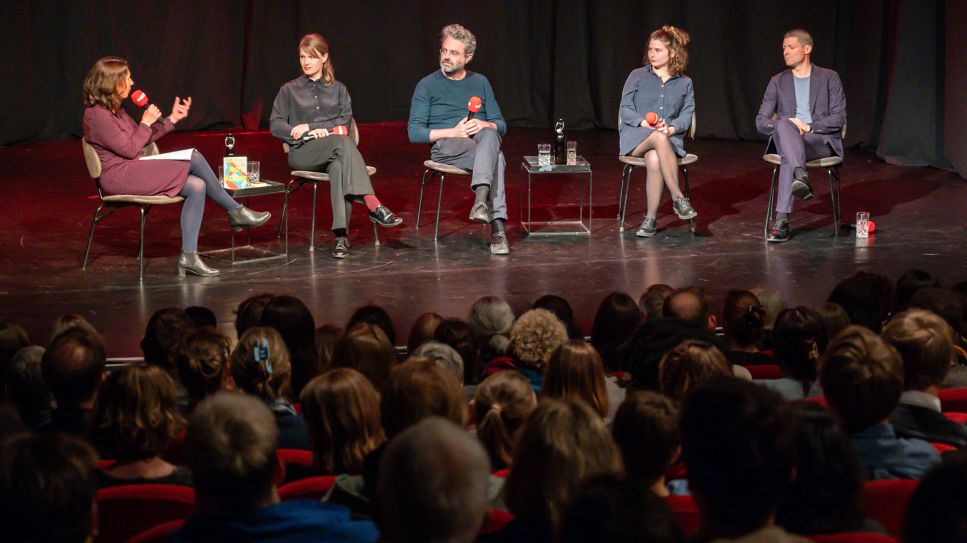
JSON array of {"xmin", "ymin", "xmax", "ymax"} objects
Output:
[
  {"xmin": 706, "ymin": 526, "xmax": 812, "ymax": 543},
  {"xmin": 849, "ymin": 423, "xmax": 940, "ymax": 480},
  {"xmin": 890, "ymin": 399, "xmax": 967, "ymax": 449},
  {"xmin": 727, "ymin": 350, "xmax": 775, "ymax": 367},
  {"xmin": 96, "ymin": 465, "xmax": 193, "ymax": 489}
]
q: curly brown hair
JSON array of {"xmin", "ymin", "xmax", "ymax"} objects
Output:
[
  {"xmin": 82, "ymin": 56, "xmax": 129, "ymax": 111},
  {"xmin": 509, "ymin": 309, "xmax": 568, "ymax": 371},
  {"xmin": 647, "ymin": 25, "xmax": 690, "ymax": 76}
]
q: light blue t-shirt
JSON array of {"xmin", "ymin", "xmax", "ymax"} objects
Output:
[{"xmin": 794, "ymin": 75, "xmax": 812, "ymax": 124}]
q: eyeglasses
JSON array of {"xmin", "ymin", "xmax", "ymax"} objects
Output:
[{"xmin": 439, "ymin": 48, "xmax": 464, "ymax": 58}]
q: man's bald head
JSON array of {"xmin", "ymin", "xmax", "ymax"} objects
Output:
[{"xmin": 663, "ymin": 287, "xmax": 716, "ymax": 330}]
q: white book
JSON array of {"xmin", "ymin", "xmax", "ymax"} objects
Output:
[{"xmin": 140, "ymin": 148, "xmax": 195, "ymax": 161}]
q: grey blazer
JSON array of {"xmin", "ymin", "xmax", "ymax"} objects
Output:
[{"xmin": 755, "ymin": 65, "xmax": 846, "ymax": 157}]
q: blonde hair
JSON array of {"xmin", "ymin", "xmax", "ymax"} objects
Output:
[
  {"xmin": 299, "ymin": 33, "xmax": 335, "ymax": 85},
  {"xmin": 659, "ymin": 339, "xmax": 731, "ymax": 402},
  {"xmin": 82, "ymin": 56, "xmax": 129, "ymax": 111},
  {"xmin": 542, "ymin": 340, "xmax": 609, "ymax": 418},
  {"xmin": 648, "ymin": 25, "xmax": 690, "ymax": 76},
  {"xmin": 509, "ymin": 309, "xmax": 568, "ymax": 371},
  {"xmin": 231, "ymin": 326, "xmax": 292, "ymax": 403}
]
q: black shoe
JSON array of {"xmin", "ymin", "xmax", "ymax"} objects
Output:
[
  {"xmin": 790, "ymin": 167, "xmax": 815, "ymax": 201},
  {"xmin": 766, "ymin": 220, "xmax": 790, "ymax": 243},
  {"xmin": 332, "ymin": 236, "xmax": 351, "ymax": 258},
  {"xmin": 368, "ymin": 205, "xmax": 402, "ymax": 227}
]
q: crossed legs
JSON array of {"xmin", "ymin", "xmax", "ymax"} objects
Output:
[{"xmin": 630, "ymin": 131, "xmax": 685, "ymax": 219}]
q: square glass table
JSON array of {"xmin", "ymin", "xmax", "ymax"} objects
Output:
[{"xmin": 519, "ymin": 156, "xmax": 592, "ymax": 235}]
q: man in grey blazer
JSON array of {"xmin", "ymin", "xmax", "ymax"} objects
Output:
[{"xmin": 756, "ymin": 29, "xmax": 846, "ymax": 243}]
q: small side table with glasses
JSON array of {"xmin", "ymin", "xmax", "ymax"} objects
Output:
[
  {"xmin": 519, "ymin": 156, "xmax": 593, "ymax": 235},
  {"xmin": 222, "ymin": 180, "xmax": 289, "ymax": 263}
]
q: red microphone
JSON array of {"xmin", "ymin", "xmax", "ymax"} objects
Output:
[
  {"xmin": 466, "ymin": 96, "xmax": 483, "ymax": 121},
  {"xmin": 131, "ymin": 89, "xmax": 149, "ymax": 107},
  {"xmin": 645, "ymin": 111, "xmax": 659, "ymax": 126}
]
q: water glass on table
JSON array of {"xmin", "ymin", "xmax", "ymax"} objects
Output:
[
  {"xmin": 566, "ymin": 141, "xmax": 577, "ymax": 165},
  {"xmin": 538, "ymin": 144, "xmax": 551, "ymax": 167},
  {"xmin": 248, "ymin": 161, "xmax": 260, "ymax": 183},
  {"xmin": 855, "ymin": 211, "xmax": 870, "ymax": 238}
]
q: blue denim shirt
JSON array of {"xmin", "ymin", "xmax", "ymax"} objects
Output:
[
  {"xmin": 849, "ymin": 423, "xmax": 940, "ymax": 480},
  {"xmin": 618, "ymin": 65, "xmax": 694, "ymax": 156}
]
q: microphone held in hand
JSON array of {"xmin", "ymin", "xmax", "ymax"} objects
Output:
[
  {"xmin": 131, "ymin": 89, "xmax": 149, "ymax": 108},
  {"xmin": 466, "ymin": 96, "xmax": 483, "ymax": 121},
  {"xmin": 645, "ymin": 111, "xmax": 659, "ymax": 127}
]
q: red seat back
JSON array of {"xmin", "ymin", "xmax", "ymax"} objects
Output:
[
  {"xmin": 492, "ymin": 467, "xmax": 510, "ymax": 478},
  {"xmin": 860, "ymin": 479, "xmax": 918, "ymax": 538},
  {"xmin": 943, "ymin": 411, "xmax": 967, "ymax": 424},
  {"xmin": 277, "ymin": 475, "xmax": 337, "ymax": 501},
  {"xmin": 481, "ymin": 508, "xmax": 513, "ymax": 535},
  {"xmin": 939, "ymin": 388, "xmax": 967, "ymax": 413},
  {"xmin": 95, "ymin": 484, "xmax": 194, "ymax": 543},
  {"xmin": 665, "ymin": 495, "xmax": 701, "ymax": 538},
  {"xmin": 276, "ymin": 448, "xmax": 317, "ymax": 483},
  {"xmin": 746, "ymin": 364, "xmax": 783, "ymax": 380},
  {"xmin": 161, "ymin": 429, "xmax": 188, "ymax": 466},
  {"xmin": 931, "ymin": 442, "xmax": 956, "ymax": 454},
  {"xmin": 809, "ymin": 532, "xmax": 899, "ymax": 543},
  {"xmin": 126, "ymin": 519, "xmax": 186, "ymax": 543}
]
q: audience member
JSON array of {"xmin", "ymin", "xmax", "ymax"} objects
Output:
[
  {"xmin": 468, "ymin": 295, "xmax": 515, "ymax": 364},
  {"xmin": 0, "ymin": 320, "xmax": 29, "ymax": 370},
  {"xmin": 40, "ymin": 327, "xmax": 106, "ymax": 442},
  {"xmin": 178, "ymin": 393, "xmax": 378, "ymax": 542},
  {"xmin": 260, "ymin": 295, "xmax": 319, "ymax": 398},
  {"xmin": 232, "ymin": 326, "xmax": 311, "ymax": 451},
  {"xmin": 893, "ymin": 269, "xmax": 941, "ymax": 315},
  {"xmin": 680, "ymin": 378, "xmax": 804, "ymax": 542},
  {"xmin": 185, "ymin": 305, "xmax": 217, "ymax": 328},
  {"xmin": 406, "ymin": 312, "xmax": 443, "ymax": 354},
  {"xmin": 414, "ymin": 341, "xmax": 464, "ymax": 385},
  {"xmin": 0, "ymin": 432, "xmax": 98, "ymax": 543},
  {"xmin": 141, "ymin": 307, "xmax": 191, "ymax": 371},
  {"xmin": 883, "ymin": 309, "xmax": 967, "ymax": 448},
  {"xmin": 902, "ymin": 452, "xmax": 967, "ymax": 543},
  {"xmin": 663, "ymin": 287, "xmax": 716, "ymax": 331},
  {"xmin": 762, "ymin": 307, "xmax": 824, "ymax": 400},
  {"xmin": 820, "ymin": 325, "xmax": 940, "ymax": 479},
  {"xmin": 624, "ymin": 316, "xmax": 728, "ymax": 390},
  {"xmin": 543, "ymin": 340, "xmax": 611, "ymax": 418},
  {"xmin": 347, "ymin": 304, "xmax": 397, "ymax": 346},
  {"xmin": 48, "ymin": 313, "xmax": 96, "ymax": 344},
  {"xmin": 827, "ymin": 271, "xmax": 893, "ymax": 333},
  {"xmin": 659, "ymin": 339, "xmax": 732, "ymax": 403},
  {"xmin": 750, "ymin": 285, "xmax": 787, "ymax": 345},
  {"xmin": 3, "ymin": 345, "xmax": 51, "ymax": 428},
  {"xmin": 591, "ymin": 292, "xmax": 643, "ymax": 372},
  {"xmin": 334, "ymin": 322, "xmax": 397, "ymax": 390},
  {"xmin": 314, "ymin": 323, "xmax": 343, "ymax": 370},
  {"xmin": 814, "ymin": 302, "xmax": 850, "ymax": 352},
  {"xmin": 558, "ymin": 474, "xmax": 683, "ymax": 543},
  {"xmin": 721, "ymin": 289, "xmax": 773, "ymax": 366},
  {"xmin": 434, "ymin": 318, "xmax": 479, "ymax": 384},
  {"xmin": 376, "ymin": 418, "xmax": 491, "ymax": 543},
  {"xmin": 169, "ymin": 326, "xmax": 231, "ymax": 412},
  {"xmin": 639, "ymin": 283, "xmax": 674, "ymax": 321},
  {"xmin": 482, "ymin": 308, "xmax": 567, "ymax": 391},
  {"xmin": 301, "ymin": 368, "xmax": 385, "ymax": 474},
  {"xmin": 533, "ymin": 294, "xmax": 584, "ymax": 340},
  {"xmin": 472, "ymin": 371, "xmax": 537, "ymax": 470},
  {"xmin": 611, "ymin": 391, "xmax": 680, "ymax": 496},
  {"xmin": 234, "ymin": 293, "xmax": 275, "ymax": 339},
  {"xmin": 90, "ymin": 364, "xmax": 190, "ymax": 487},
  {"xmin": 909, "ymin": 287, "xmax": 967, "ymax": 371}
]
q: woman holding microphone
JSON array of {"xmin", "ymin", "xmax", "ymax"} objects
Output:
[
  {"xmin": 82, "ymin": 56, "xmax": 271, "ymax": 277},
  {"xmin": 619, "ymin": 25, "xmax": 697, "ymax": 238}
]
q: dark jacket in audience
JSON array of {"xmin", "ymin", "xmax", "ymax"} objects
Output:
[
  {"xmin": 40, "ymin": 407, "xmax": 93, "ymax": 441},
  {"xmin": 889, "ymin": 392, "xmax": 967, "ymax": 449},
  {"xmin": 272, "ymin": 401, "xmax": 313, "ymax": 451}
]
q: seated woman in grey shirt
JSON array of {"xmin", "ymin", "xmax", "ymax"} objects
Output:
[
  {"xmin": 270, "ymin": 34, "xmax": 401, "ymax": 259},
  {"xmin": 618, "ymin": 26, "xmax": 698, "ymax": 238}
]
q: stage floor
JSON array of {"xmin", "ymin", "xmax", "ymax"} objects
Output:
[{"xmin": 1, "ymin": 122, "xmax": 964, "ymax": 357}]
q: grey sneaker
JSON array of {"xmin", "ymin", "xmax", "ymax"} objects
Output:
[
  {"xmin": 469, "ymin": 201, "xmax": 490, "ymax": 224},
  {"xmin": 672, "ymin": 197, "xmax": 697, "ymax": 220},
  {"xmin": 490, "ymin": 232, "xmax": 510, "ymax": 255},
  {"xmin": 636, "ymin": 216, "xmax": 657, "ymax": 237},
  {"xmin": 332, "ymin": 236, "xmax": 351, "ymax": 259}
]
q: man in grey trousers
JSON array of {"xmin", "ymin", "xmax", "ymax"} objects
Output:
[
  {"xmin": 408, "ymin": 23, "xmax": 510, "ymax": 255},
  {"xmin": 756, "ymin": 28, "xmax": 846, "ymax": 243}
]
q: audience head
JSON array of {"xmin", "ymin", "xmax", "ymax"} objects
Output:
[
  {"xmin": 468, "ymin": 295, "xmax": 515, "ymax": 355},
  {"xmin": 41, "ymin": 327, "xmax": 106, "ymax": 408},
  {"xmin": 611, "ymin": 391, "xmax": 680, "ymax": 487},
  {"xmin": 662, "ymin": 287, "xmax": 715, "ymax": 330},
  {"xmin": 772, "ymin": 307, "xmax": 823, "ymax": 385},
  {"xmin": 232, "ymin": 326, "xmax": 292, "ymax": 403},
  {"xmin": 90, "ymin": 364, "xmax": 182, "ymax": 462},
  {"xmin": 640, "ymin": 284, "xmax": 674, "ymax": 322},
  {"xmin": 473, "ymin": 371, "xmax": 537, "ymax": 470},
  {"xmin": 300, "ymin": 368, "xmax": 384, "ymax": 474},
  {"xmin": 0, "ymin": 432, "xmax": 97, "ymax": 543},
  {"xmin": 559, "ymin": 474, "xmax": 683, "ymax": 543},
  {"xmin": 882, "ymin": 309, "xmax": 955, "ymax": 392},
  {"xmin": 505, "ymin": 399, "xmax": 622, "ymax": 528},
  {"xmin": 413, "ymin": 341, "xmax": 464, "ymax": 384},
  {"xmin": 533, "ymin": 294, "xmax": 583, "ymax": 339},
  {"xmin": 509, "ymin": 308, "xmax": 568, "ymax": 372},
  {"xmin": 334, "ymin": 322, "xmax": 397, "ymax": 390},
  {"xmin": 820, "ymin": 326, "xmax": 903, "ymax": 433},
  {"xmin": 659, "ymin": 339, "xmax": 730, "ymax": 403},
  {"xmin": 49, "ymin": 314, "xmax": 96, "ymax": 345},
  {"xmin": 433, "ymin": 319, "xmax": 478, "ymax": 384},
  {"xmin": 680, "ymin": 378, "xmax": 796, "ymax": 538},
  {"xmin": 141, "ymin": 307, "xmax": 191, "ymax": 369},
  {"xmin": 4, "ymin": 345, "xmax": 51, "ymax": 424},
  {"xmin": 0, "ymin": 320, "xmax": 30, "ymax": 368},
  {"xmin": 314, "ymin": 323, "xmax": 343, "ymax": 370},
  {"xmin": 749, "ymin": 285, "xmax": 787, "ymax": 330},
  {"xmin": 775, "ymin": 401, "xmax": 865, "ymax": 535},
  {"xmin": 187, "ymin": 393, "xmax": 279, "ymax": 512},
  {"xmin": 376, "ymin": 418, "xmax": 490, "ymax": 543},
  {"xmin": 170, "ymin": 327, "xmax": 231, "ymax": 409},
  {"xmin": 406, "ymin": 312, "xmax": 443, "ymax": 355},
  {"xmin": 903, "ymin": 452, "xmax": 967, "ymax": 543},
  {"xmin": 260, "ymin": 295, "xmax": 318, "ymax": 398},
  {"xmin": 814, "ymin": 302, "xmax": 851, "ymax": 352},
  {"xmin": 721, "ymin": 289, "xmax": 766, "ymax": 349},
  {"xmin": 827, "ymin": 271, "xmax": 893, "ymax": 333},
  {"xmin": 543, "ymin": 340, "xmax": 609, "ymax": 418},
  {"xmin": 591, "ymin": 292, "xmax": 642, "ymax": 372},
  {"xmin": 347, "ymin": 305, "xmax": 396, "ymax": 346},
  {"xmin": 185, "ymin": 305, "xmax": 217, "ymax": 328},
  {"xmin": 894, "ymin": 269, "xmax": 941, "ymax": 314},
  {"xmin": 910, "ymin": 288, "xmax": 967, "ymax": 338},
  {"xmin": 234, "ymin": 293, "xmax": 275, "ymax": 339},
  {"xmin": 380, "ymin": 359, "xmax": 465, "ymax": 439}
]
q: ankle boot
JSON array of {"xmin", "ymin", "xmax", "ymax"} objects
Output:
[
  {"xmin": 228, "ymin": 205, "xmax": 271, "ymax": 228},
  {"xmin": 177, "ymin": 251, "xmax": 220, "ymax": 277}
]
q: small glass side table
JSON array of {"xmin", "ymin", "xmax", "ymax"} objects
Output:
[
  {"xmin": 519, "ymin": 156, "xmax": 592, "ymax": 235},
  {"xmin": 222, "ymin": 180, "xmax": 289, "ymax": 263}
]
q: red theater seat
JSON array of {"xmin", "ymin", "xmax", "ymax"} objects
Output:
[
  {"xmin": 278, "ymin": 475, "xmax": 337, "ymax": 501},
  {"xmin": 747, "ymin": 364, "xmax": 783, "ymax": 380},
  {"xmin": 944, "ymin": 411, "xmax": 967, "ymax": 424},
  {"xmin": 126, "ymin": 519, "xmax": 186, "ymax": 543},
  {"xmin": 481, "ymin": 508, "xmax": 513, "ymax": 535},
  {"xmin": 860, "ymin": 479, "xmax": 918, "ymax": 538},
  {"xmin": 95, "ymin": 484, "xmax": 194, "ymax": 543},
  {"xmin": 939, "ymin": 388, "xmax": 967, "ymax": 413},
  {"xmin": 809, "ymin": 533, "xmax": 899, "ymax": 543},
  {"xmin": 665, "ymin": 495, "xmax": 700, "ymax": 538}
]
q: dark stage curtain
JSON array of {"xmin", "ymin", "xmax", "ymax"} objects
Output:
[{"xmin": 2, "ymin": 0, "xmax": 963, "ymax": 178}]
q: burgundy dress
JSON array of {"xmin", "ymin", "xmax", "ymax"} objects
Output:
[{"xmin": 82, "ymin": 105, "xmax": 189, "ymax": 197}]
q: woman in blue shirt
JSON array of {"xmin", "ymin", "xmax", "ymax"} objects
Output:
[{"xmin": 619, "ymin": 26, "xmax": 697, "ymax": 237}]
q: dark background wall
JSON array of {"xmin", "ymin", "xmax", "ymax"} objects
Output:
[{"xmin": 1, "ymin": 0, "xmax": 963, "ymax": 177}]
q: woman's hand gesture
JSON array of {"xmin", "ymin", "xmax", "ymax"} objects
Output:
[{"xmin": 169, "ymin": 96, "xmax": 192, "ymax": 124}]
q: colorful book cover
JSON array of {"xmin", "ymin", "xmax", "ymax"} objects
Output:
[{"xmin": 222, "ymin": 156, "xmax": 249, "ymax": 190}]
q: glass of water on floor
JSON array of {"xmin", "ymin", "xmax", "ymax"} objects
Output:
[
  {"xmin": 538, "ymin": 144, "xmax": 551, "ymax": 167},
  {"xmin": 855, "ymin": 211, "xmax": 870, "ymax": 238},
  {"xmin": 566, "ymin": 141, "xmax": 577, "ymax": 165}
]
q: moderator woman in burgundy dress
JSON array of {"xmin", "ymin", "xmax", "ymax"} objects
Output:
[{"xmin": 81, "ymin": 56, "xmax": 271, "ymax": 277}]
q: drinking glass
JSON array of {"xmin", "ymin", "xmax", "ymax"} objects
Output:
[
  {"xmin": 538, "ymin": 144, "xmax": 551, "ymax": 167},
  {"xmin": 248, "ymin": 161, "xmax": 260, "ymax": 183},
  {"xmin": 855, "ymin": 211, "xmax": 870, "ymax": 238},
  {"xmin": 566, "ymin": 141, "xmax": 577, "ymax": 165}
]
